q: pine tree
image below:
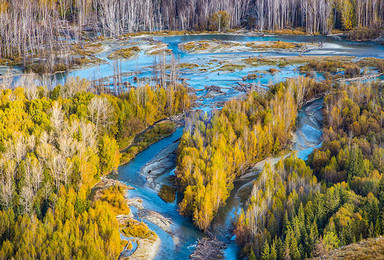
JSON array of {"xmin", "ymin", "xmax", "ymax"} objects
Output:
[
  {"xmin": 346, "ymin": 144, "xmax": 364, "ymax": 181},
  {"xmin": 270, "ymin": 240, "xmax": 277, "ymax": 260},
  {"xmin": 262, "ymin": 240, "xmax": 270, "ymax": 260},
  {"xmin": 249, "ymin": 248, "xmax": 257, "ymax": 260}
]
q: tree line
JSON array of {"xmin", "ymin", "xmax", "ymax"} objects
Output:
[{"xmin": 1, "ymin": 0, "xmax": 384, "ymax": 67}]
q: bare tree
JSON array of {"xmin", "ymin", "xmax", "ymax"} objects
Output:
[
  {"xmin": 0, "ymin": 161, "xmax": 16, "ymax": 210},
  {"xmin": 88, "ymin": 96, "xmax": 114, "ymax": 134},
  {"xmin": 20, "ymin": 185, "xmax": 34, "ymax": 214},
  {"xmin": 50, "ymin": 103, "xmax": 65, "ymax": 134}
]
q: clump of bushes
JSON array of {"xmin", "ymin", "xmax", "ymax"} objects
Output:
[
  {"xmin": 121, "ymin": 122, "xmax": 176, "ymax": 164},
  {"xmin": 252, "ymin": 41, "xmax": 297, "ymax": 50},
  {"xmin": 98, "ymin": 184, "xmax": 130, "ymax": 215},
  {"xmin": 158, "ymin": 185, "xmax": 176, "ymax": 203},
  {"xmin": 243, "ymin": 57, "xmax": 277, "ymax": 66},
  {"xmin": 348, "ymin": 27, "xmax": 383, "ymax": 41},
  {"xmin": 242, "ymin": 73, "xmax": 260, "ymax": 80},
  {"xmin": 300, "ymin": 59, "xmax": 348, "ymax": 73},
  {"xmin": 122, "ymin": 220, "xmax": 156, "ymax": 239},
  {"xmin": 357, "ymin": 58, "xmax": 384, "ymax": 73},
  {"xmin": 270, "ymin": 28, "xmax": 308, "ymax": 35},
  {"xmin": 182, "ymin": 41, "xmax": 210, "ymax": 52},
  {"xmin": 344, "ymin": 64, "xmax": 361, "ymax": 78},
  {"xmin": 269, "ymin": 68, "xmax": 279, "ymax": 74},
  {"xmin": 270, "ymin": 41, "xmax": 296, "ymax": 49},
  {"xmin": 217, "ymin": 63, "xmax": 245, "ymax": 71},
  {"xmin": 178, "ymin": 63, "xmax": 199, "ymax": 69},
  {"xmin": 148, "ymin": 49, "xmax": 172, "ymax": 56}
]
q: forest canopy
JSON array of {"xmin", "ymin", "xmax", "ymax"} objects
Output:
[{"xmin": 0, "ymin": 77, "xmax": 193, "ymax": 259}]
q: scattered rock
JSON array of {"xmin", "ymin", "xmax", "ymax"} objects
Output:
[
  {"xmin": 138, "ymin": 209, "xmax": 173, "ymax": 234},
  {"xmin": 127, "ymin": 197, "xmax": 144, "ymax": 210}
]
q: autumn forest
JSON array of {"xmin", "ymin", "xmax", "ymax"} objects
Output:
[{"xmin": 1, "ymin": 0, "xmax": 384, "ymax": 259}]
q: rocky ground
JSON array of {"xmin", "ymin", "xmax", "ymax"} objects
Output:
[{"xmin": 141, "ymin": 139, "xmax": 178, "ymax": 191}]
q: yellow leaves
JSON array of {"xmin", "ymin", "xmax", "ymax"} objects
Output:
[
  {"xmin": 0, "ymin": 0, "xmax": 8, "ymax": 14},
  {"xmin": 208, "ymin": 11, "xmax": 230, "ymax": 32},
  {"xmin": 97, "ymin": 184, "xmax": 130, "ymax": 216},
  {"xmin": 38, "ymin": 0, "xmax": 56, "ymax": 10},
  {"xmin": 179, "ymin": 185, "xmax": 194, "ymax": 215}
]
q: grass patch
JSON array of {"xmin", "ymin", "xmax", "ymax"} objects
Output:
[
  {"xmin": 108, "ymin": 46, "xmax": 140, "ymax": 60},
  {"xmin": 326, "ymin": 236, "xmax": 384, "ymax": 259},
  {"xmin": 243, "ymin": 57, "xmax": 278, "ymax": 66},
  {"xmin": 178, "ymin": 63, "xmax": 199, "ymax": 69},
  {"xmin": 268, "ymin": 41, "xmax": 296, "ymax": 49},
  {"xmin": 299, "ymin": 56, "xmax": 356, "ymax": 74},
  {"xmin": 148, "ymin": 49, "xmax": 172, "ymax": 56},
  {"xmin": 71, "ymin": 42, "xmax": 104, "ymax": 56},
  {"xmin": 217, "ymin": 64, "xmax": 245, "ymax": 71},
  {"xmin": 181, "ymin": 41, "xmax": 210, "ymax": 52},
  {"xmin": 265, "ymin": 28, "xmax": 307, "ymax": 35},
  {"xmin": 246, "ymin": 41, "xmax": 299, "ymax": 50}
]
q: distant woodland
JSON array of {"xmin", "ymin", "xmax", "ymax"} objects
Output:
[{"xmin": 1, "ymin": 0, "xmax": 384, "ymax": 64}]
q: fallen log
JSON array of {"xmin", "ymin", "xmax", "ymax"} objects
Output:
[
  {"xmin": 337, "ymin": 73, "xmax": 383, "ymax": 82},
  {"xmin": 204, "ymin": 85, "xmax": 225, "ymax": 94},
  {"xmin": 190, "ymin": 237, "xmax": 227, "ymax": 260}
]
